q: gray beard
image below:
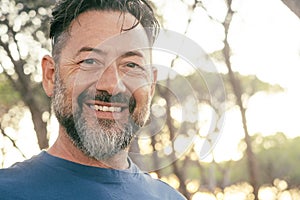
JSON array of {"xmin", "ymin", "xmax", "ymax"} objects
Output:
[
  {"xmin": 52, "ymin": 76, "xmax": 141, "ymax": 161},
  {"xmin": 66, "ymin": 111, "xmax": 136, "ymax": 161}
]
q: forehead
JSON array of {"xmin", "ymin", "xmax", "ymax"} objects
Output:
[{"xmin": 66, "ymin": 10, "xmax": 150, "ymax": 56}]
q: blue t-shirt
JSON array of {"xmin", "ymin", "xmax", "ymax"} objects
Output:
[{"xmin": 0, "ymin": 152, "xmax": 186, "ymax": 200}]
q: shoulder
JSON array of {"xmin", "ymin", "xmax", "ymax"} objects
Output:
[
  {"xmin": 0, "ymin": 157, "xmax": 40, "ymax": 181},
  {"xmin": 0, "ymin": 152, "xmax": 46, "ymax": 174},
  {"xmin": 0, "ymin": 152, "xmax": 51, "ymax": 197},
  {"xmin": 0, "ymin": 160, "xmax": 33, "ymax": 199}
]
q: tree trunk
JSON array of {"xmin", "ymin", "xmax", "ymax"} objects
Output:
[
  {"xmin": 0, "ymin": 36, "xmax": 49, "ymax": 150},
  {"xmin": 28, "ymin": 104, "xmax": 49, "ymax": 149},
  {"xmin": 223, "ymin": 0, "xmax": 259, "ymax": 199},
  {"xmin": 282, "ymin": 0, "xmax": 300, "ymax": 18},
  {"xmin": 156, "ymin": 79, "xmax": 190, "ymax": 199}
]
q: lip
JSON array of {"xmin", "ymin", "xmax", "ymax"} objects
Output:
[{"xmin": 84, "ymin": 100, "xmax": 129, "ymax": 120}]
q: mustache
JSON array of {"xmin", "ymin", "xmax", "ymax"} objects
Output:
[
  {"xmin": 96, "ymin": 91, "xmax": 130, "ymax": 104},
  {"xmin": 78, "ymin": 90, "xmax": 136, "ymax": 113}
]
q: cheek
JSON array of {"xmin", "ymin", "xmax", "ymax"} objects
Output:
[
  {"xmin": 66, "ymin": 70, "xmax": 102, "ymax": 101},
  {"xmin": 132, "ymin": 86, "xmax": 152, "ymax": 109},
  {"xmin": 122, "ymin": 73, "xmax": 153, "ymax": 96},
  {"xmin": 130, "ymin": 87, "xmax": 152, "ymax": 126}
]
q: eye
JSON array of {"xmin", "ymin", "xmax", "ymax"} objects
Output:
[
  {"xmin": 126, "ymin": 62, "xmax": 143, "ymax": 70},
  {"xmin": 79, "ymin": 58, "xmax": 98, "ymax": 65},
  {"xmin": 77, "ymin": 58, "xmax": 104, "ymax": 71}
]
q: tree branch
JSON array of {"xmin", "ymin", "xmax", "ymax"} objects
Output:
[
  {"xmin": 222, "ymin": 0, "xmax": 259, "ymax": 199},
  {"xmin": 282, "ymin": 0, "xmax": 300, "ymax": 18},
  {"xmin": 0, "ymin": 123, "xmax": 26, "ymax": 159}
]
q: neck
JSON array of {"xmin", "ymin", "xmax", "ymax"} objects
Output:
[{"xmin": 47, "ymin": 127, "xmax": 129, "ymax": 170}]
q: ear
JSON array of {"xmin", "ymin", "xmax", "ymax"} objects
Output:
[
  {"xmin": 41, "ymin": 55, "xmax": 55, "ymax": 97},
  {"xmin": 150, "ymin": 67, "xmax": 157, "ymax": 97}
]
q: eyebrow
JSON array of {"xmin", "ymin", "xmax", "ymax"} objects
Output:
[
  {"xmin": 119, "ymin": 51, "xmax": 145, "ymax": 59},
  {"xmin": 76, "ymin": 47, "xmax": 106, "ymax": 56},
  {"xmin": 76, "ymin": 47, "xmax": 145, "ymax": 59}
]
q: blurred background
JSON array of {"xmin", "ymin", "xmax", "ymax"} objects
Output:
[{"xmin": 0, "ymin": 0, "xmax": 300, "ymax": 199}]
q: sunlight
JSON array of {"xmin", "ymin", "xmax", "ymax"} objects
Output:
[
  {"xmin": 186, "ymin": 6, "xmax": 225, "ymax": 54},
  {"xmin": 174, "ymin": 134, "xmax": 193, "ymax": 154},
  {"xmin": 138, "ymin": 137, "xmax": 153, "ymax": 155},
  {"xmin": 149, "ymin": 172, "xmax": 159, "ymax": 179},
  {"xmin": 198, "ymin": 104, "xmax": 217, "ymax": 137},
  {"xmin": 163, "ymin": 145, "xmax": 172, "ymax": 156},
  {"xmin": 212, "ymin": 107, "xmax": 244, "ymax": 162},
  {"xmin": 258, "ymin": 186, "xmax": 277, "ymax": 200},
  {"xmin": 17, "ymin": 110, "xmax": 40, "ymax": 157},
  {"xmin": 186, "ymin": 180, "xmax": 200, "ymax": 194},
  {"xmin": 170, "ymin": 105, "xmax": 182, "ymax": 122},
  {"xmin": 172, "ymin": 57, "xmax": 196, "ymax": 77},
  {"xmin": 160, "ymin": 175, "xmax": 180, "ymax": 190},
  {"xmin": 160, "ymin": 0, "xmax": 189, "ymax": 33},
  {"xmin": 274, "ymin": 179, "xmax": 288, "ymax": 191},
  {"xmin": 247, "ymin": 92, "xmax": 300, "ymax": 138},
  {"xmin": 192, "ymin": 192, "xmax": 216, "ymax": 200},
  {"xmin": 223, "ymin": 182, "xmax": 254, "ymax": 200},
  {"xmin": 229, "ymin": 0, "xmax": 300, "ymax": 89},
  {"xmin": 278, "ymin": 191, "xmax": 292, "ymax": 200}
]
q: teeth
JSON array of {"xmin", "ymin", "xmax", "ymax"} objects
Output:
[
  {"xmin": 90, "ymin": 105, "xmax": 122, "ymax": 112},
  {"xmin": 103, "ymin": 106, "xmax": 108, "ymax": 111},
  {"xmin": 115, "ymin": 107, "xmax": 121, "ymax": 112},
  {"xmin": 95, "ymin": 105, "xmax": 102, "ymax": 110}
]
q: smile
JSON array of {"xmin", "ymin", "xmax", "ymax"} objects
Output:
[{"xmin": 89, "ymin": 105, "xmax": 122, "ymax": 112}]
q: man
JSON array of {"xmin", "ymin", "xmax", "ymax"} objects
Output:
[{"xmin": 0, "ymin": 0, "xmax": 186, "ymax": 199}]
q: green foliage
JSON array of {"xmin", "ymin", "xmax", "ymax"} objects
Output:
[
  {"xmin": 230, "ymin": 73, "xmax": 283, "ymax": 95},
  {"xmin": 154, "ymin": 69, "xmax": 283, "ymax": 114},
  {"xmin": 0, "ymin": 0, "xmax": 52, "ymax": 149},
  {"xmin": 177, "ymin": 133, "xmax": 300, "ymax": 190},
  {"xmin": 221, "ymin": 72, "xmax": 283, "ymax": 102},
  {"xmin": 0, "ymin": 74, "xmax": 20, "ymax": 111},
  {"xmin": 222, "ymin": 133, "xmax": 300, "ymax": 187},
  {"xmin": 255, "ymin": 133, "xmax": 300, "ymax": 186},
  {"xmin": 210, "ymin": 50, "xmax": 283, "ymax": 103}
]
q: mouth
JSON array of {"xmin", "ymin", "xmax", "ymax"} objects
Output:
[
  {"xmin": 84, "ymin": 100, "xmax": 129, "ymax": 120},
  {"xmin": 78, "ymin": 90, "xmax": 134, "ymax": 116},
  {"xmin": 89, "ymin": 104, "xmax": 122, "ymax": 112}
]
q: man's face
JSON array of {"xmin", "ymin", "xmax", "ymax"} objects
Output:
[{"xmin": 52, "ymin": 11, "xmax": 156, "ymax": 160}]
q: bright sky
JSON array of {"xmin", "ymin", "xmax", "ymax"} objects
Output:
[{"xmin": 151, "ymin": 0, "xmax": 300, "ymax": 162}]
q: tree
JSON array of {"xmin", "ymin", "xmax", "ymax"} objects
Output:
[
  {"xmin": 132, "ymin": 0, "xmax": 284, "ymax": 198},
  {"xmin": 282, "ymin": 0, "xmax": 300, "ymax": 18},
  {"xmin": 0, "ymin": 0, "xmax": 54, "ymax": 150},
  {"xmin": 228, "ymin": 133, "xmax": 300, "ymax": 187},
  {"xmin": 222, "ymin": 0, "xmax": 259, "ymax": 198}
]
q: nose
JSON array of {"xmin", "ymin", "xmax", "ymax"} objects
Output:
[{"xmin": 95, "ymin": 63, "xmax": 126, "ymax": 95}]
